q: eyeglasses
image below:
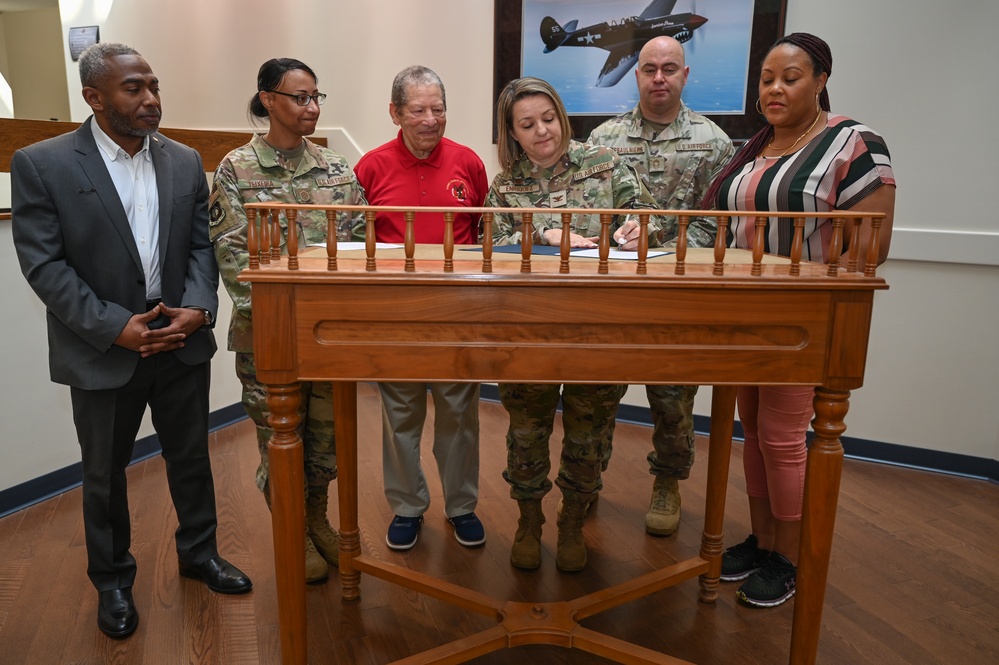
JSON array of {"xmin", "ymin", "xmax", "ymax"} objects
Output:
[{"xmin": 268, "ymin": 90, "xmax": 327, "ymax": 106}]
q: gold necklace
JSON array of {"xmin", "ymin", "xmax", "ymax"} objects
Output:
[{"xmin": 766, "ymin": 110, "xmax": 823, "ymax": 157}]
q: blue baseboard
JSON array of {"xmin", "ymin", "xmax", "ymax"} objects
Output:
[
  {"xmin": 4, "ymin": 390, "xmax": 996, "ymax": 519},
  {"xmin": 0, "ymin": 403, "xmax": 249, "ymax": 519}
]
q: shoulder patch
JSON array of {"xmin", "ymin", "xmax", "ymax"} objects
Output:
[
  {"xmin": 209, "ymin": 200, "xmax": 226, "ymax": 225},
  {"xmin": 572, "ymin": 161, "xmax": 614, "ymax": 181}
]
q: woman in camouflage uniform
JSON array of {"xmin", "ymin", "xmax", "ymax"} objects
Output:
[
  {"xmin": 487, "ymin": 77, "xmax": 660, "ymax": 572},
  {"xmin": 208, "ymin": 58, "xmax": 366, "ymax": 583}
]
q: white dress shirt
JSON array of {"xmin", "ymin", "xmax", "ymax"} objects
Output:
[{"xmin": 91, "ymin": 121, "xmax": 161, "ymax": 300}]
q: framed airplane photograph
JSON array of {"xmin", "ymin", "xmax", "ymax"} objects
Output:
[{"xmin": 494, "ymin": 0, "xmax": 787, "ymax": 141}]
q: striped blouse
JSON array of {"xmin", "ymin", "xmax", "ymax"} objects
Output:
[{"xmin": 717, "ymin": 115, "xmax": 895, "ymax": 263}]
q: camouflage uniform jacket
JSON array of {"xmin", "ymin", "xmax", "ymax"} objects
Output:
[
  {"xmin": 487, "ymin": 140, "xmax": 662, "ymax": 246},
  {"xmin": 209, "ymin": 134, "xmax": 367, "ymax": 352},
  {"xmin": 587, "ymin": 102, "xmax": 734, "ymax": 248}
]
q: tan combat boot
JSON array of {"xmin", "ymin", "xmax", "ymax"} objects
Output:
[
  {"xmin": 306, "ymin": 487, "xmax": 340, "ymax": 568},
  {"xmin": 556, "ymin": 495, "xmax": 589, "ymax": 572},
  {"xmin": 510, "ymin": 499, "xmax": 545, "ymax": 570},
  {"xmin": 556, "ymin": 492, "xmax": 597, "ymax": 519},
  {"xmin": 304, "ymin": 535, "xmax": 329, "ymax": 583},
  {"xmin": 645, "ymin": 476, "xmax": 681, "ymax": 536},
  {"xmin": 265, "ymin": 485, "xmax": 329, "ymax": 583}
]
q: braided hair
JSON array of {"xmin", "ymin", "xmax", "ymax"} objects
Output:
[{"xmin": 700, "ymin": 32, "xmax": 833, "ymax": 209}]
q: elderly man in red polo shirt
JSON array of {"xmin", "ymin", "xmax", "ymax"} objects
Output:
[{"xmin": 354, "ymin": 65, "xmax": 488, "ymax": 551}]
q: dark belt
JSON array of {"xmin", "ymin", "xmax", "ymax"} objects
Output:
[{"xmin": 145, "ymin": 298, "xmax": 162, "ymax": 312}]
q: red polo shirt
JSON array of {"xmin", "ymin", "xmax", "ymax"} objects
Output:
[{"xmin": 354, "ymin": 131, "xmax": 488, "ymax": 244}]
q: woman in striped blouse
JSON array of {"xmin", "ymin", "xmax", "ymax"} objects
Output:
[{"xmin": 702, "ymin": 32, "xmax": 896, "ymax": 608}]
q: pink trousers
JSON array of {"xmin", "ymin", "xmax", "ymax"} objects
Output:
[{"xmin": 737, "ymin": 385, "xmax": 815, "ymax": 521}]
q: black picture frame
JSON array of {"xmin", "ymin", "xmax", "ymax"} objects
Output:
[
  {"xmin": 68, "ymin": 26, "xmax": 100, "ymax": 62},
  {"xmin": 493, "ymin": 0, "xmax": 787, "ymax": 142}
]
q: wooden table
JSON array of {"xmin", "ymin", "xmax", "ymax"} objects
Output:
[{"xmin": 239, "ymin": 206, "xmax": 887, "ymax": 664}]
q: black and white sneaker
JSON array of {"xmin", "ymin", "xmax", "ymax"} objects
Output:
[
  {"xmin": 736, "ymin": 551, "xmax": 797, "ymax": 608},
  {"xmin": 720, "ymin": 534, "xmax": 770, "ymax": 582}
]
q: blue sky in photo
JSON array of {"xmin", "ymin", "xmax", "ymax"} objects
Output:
[{"xmin": 521, "ymin": 0, "xmax": 755, "ymax": 115}]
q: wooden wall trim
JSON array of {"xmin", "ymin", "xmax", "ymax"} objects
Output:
[{"xmin": 0, "ymin": 117, "xmax": 326, "ymax": 172}]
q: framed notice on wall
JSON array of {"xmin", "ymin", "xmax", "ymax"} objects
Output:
[{"xmin": 68, "ymin": 26, "xmax": 100, "ymax": 62}]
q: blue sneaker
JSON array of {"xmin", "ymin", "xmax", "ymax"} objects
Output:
[
  {"xmin": 386, "ymin": 515, "xmax": 423, "ymax": 550},
  {"xmin": 448, "ymin": 512, "xmax": 486, "ymax": 547}
]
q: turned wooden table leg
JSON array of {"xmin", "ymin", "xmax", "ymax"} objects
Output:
[
  {"xmin": 790, "ymin": 387, "xmax": 849, "ymax": 665},
  {"xmin": 266, "ymin": 383, "xmax": 307, "ymax": 665},
  {"xmin": 699, "ymin": 385, "xmax": 737, "ymax": 603},
  {"xmin": 333, "ymin": 381, "xmax": 361, "ymax": 600}
]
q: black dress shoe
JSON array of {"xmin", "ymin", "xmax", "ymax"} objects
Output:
[
  {"xmin": 97, "ymin": 588, "xmax": 138, "ymax": 639},
  {"xmin": 179, "ymin": 555, "xmax": 253, "ymax": 594}
]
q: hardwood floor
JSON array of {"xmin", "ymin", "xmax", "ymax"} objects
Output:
[{"xmin": 2, "ymin": 382, "xmax": 997, "ymax": 664}]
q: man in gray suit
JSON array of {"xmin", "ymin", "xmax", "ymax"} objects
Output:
[{"xmin": 11, "ymin": 42, "xmax": 251, "ymax": 639}]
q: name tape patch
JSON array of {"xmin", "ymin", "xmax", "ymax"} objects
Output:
[
  {"xmin": 572, "ymin": 161, "xmax": 613, "ymax": 181},
  {"xmin": 316, "ymin": 176, "xmax": 354, "ymax": 187},
  {"xmin": 498, "ymin": 184, "xmax": 541, "ymax": 194}
]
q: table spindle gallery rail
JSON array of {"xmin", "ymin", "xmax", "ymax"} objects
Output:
[
  {"xmin": 243, "ymin": 203, "xmax": 886, "ymax": 278},
  {"xmin": 237, "ymin": 202, "xmax": 890, "ymax": 665}
]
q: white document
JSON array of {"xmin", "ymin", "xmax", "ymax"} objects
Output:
[
  {"xmin": 310, "ymin": 242, "xmax": 404, "ymax": 250},
  {"xmin": 571, "ymin": 248, "xmax": 672, "ymax": 260}
]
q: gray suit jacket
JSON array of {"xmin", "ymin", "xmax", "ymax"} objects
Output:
[{"xmin": 11, "ymin": 117, "xmax": 218, "ymax": 390}]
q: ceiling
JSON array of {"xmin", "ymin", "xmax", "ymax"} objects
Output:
[{"xmin": 0, "ymin": 0, "xmax": 58, "ymax": 13}]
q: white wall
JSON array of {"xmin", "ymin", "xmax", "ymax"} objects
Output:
[
  {"xmin": 2, "ymin": 8, "xmax": 70, "ymax": 121},
  {"xmin": 0, "ymin": 7, "xmax": 72, "ymax": 206},
  {"xmin": 0, "ymin": 0, "xmax": 996, "ymax": 495},
  {"xmin": 630, "ymin": 0, "xmax": 999, "ymax": 463},
  {"xmin": 0, "ymin": 218, "xmax": 243, "ymax": 490},
  {"xmin": 58, "ymin": 0, "xmax": 499, "ymax": 175},
  {"xmin": 2, "ymin": 15, "xmax": 15, "ymax": 200},
  {"xmin": 0, "ymin": 14, "xmax": 13, "ymax": 121},
  {"xmin": 0, "ymin": 13, "xmax": 7, "ymax": 76},
  {"xmin": 784, "ymin": 0, "xmax": 999, "ymax": 265}
]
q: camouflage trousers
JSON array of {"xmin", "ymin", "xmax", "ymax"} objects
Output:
[
  {"xmin": 499, "ymin": 383, "xmax": 626, "ymax": 502},
  {"xmin": 235, "ymin": 352, "xmax": 337, "ymax": 495},
  {"xmin": 599, "ymin": 384, "xmax": 697, "ymax": 478}
]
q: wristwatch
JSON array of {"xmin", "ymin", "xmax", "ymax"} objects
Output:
[{"xmin": 184, "ymin": 306, "xmax": 214, "ymax": 326}]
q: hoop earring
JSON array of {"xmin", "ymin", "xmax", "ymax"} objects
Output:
[{"xmin": 756, "ymin": 99, "xmax": 764, "ymax": 115}]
